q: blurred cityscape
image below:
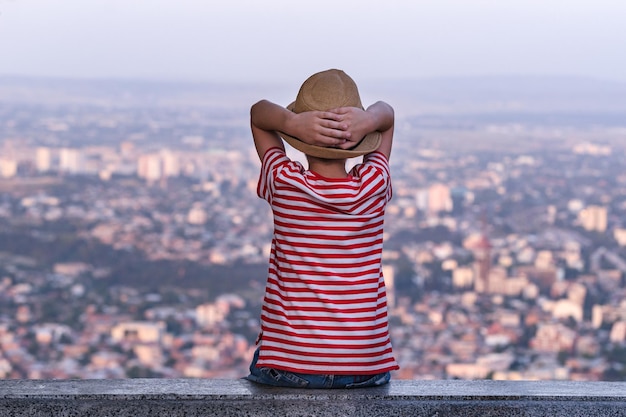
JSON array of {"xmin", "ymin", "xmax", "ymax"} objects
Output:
[{"xmin": 1, "ymin": 76, "xmax": 626, "ymax": 381}]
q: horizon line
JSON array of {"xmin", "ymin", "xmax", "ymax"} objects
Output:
[{"xmin": 1, "ymin": 73, "xmax": 625, "ymax": 86}]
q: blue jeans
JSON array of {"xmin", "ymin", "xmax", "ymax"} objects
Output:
[{"xmin": 245, "ymin": 347, "xmax": 391, "ymax": 389}]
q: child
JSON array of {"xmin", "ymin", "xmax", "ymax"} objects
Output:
[{"xmin": 246, "ymin": 69, "xmax": 398, "ymax": 388}]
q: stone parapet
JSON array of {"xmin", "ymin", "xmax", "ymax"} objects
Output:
[{"xmin": 1, "ymin": 378, "xmax": 625, "ymax": 416}]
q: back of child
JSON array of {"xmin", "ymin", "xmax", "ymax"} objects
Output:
[{"xmin": 246, "ymin": 69, "xmax": 398, "ymax": 388}]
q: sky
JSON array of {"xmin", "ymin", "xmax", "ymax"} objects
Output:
[{"xmin": 0, "ymin": 0, "xmax": 625, "ymax": 86}]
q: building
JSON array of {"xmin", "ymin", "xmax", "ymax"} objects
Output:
[
  {"xmin": 111, "ymin": 322, "xmax": 165, "ymax": 344},
  {"xmin": 137, "ymin": 153, "xmax": 162, "ymax": 184},
  {"xmin": 36, "ymin": 147, "xmax": 53, "ymax": 172},
  {"xmin": 470, "ymin": 235, "xmax": 492, "ymax": 293},
  {"xmin": 59, "ymin": 148, "xmax": 83, "ymax": 174},
  {"xmin": 0, "ymin": 158, "xmax": 17, "ymax": 178},
  {"xmin": 579, "ymin": 205, "xmax": 608, "ymax": 233},
  {"xmin": 428, "ymin": 183, "xmax": 452, "ymax": 214}
]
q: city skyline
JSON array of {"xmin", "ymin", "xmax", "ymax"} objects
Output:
[
  {"xmin": 1, "ymin": 0, "xmax": 626, "ymax": 85},
  {"xmin": 1, "ymin": 74, "xmax": 626, "ymax": 380},
  {"xmin": 2, "ymin": 93, "xmax": 626, "ymax": 380}
]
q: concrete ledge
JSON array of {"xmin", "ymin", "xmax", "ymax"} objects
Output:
[{"xmin": 1, "ymin": 379, "xmax": 626, "ymax": 416}]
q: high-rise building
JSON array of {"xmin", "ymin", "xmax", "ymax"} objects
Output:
[
  {"xmin": 0, "ymin": 158, "xmax": 17, "ymax": 178},
  {"xmin": 137, "ymin": 153, "xmax": 162, "ymax": 183},
  {"xmin": 579, "ymin": 205, "xmax": 608, "ymax": 233},
  {"xmin": 428, "ymin": 183, "xmax": 452, "ymax": 214},
  {"xmin": 36, "ymin": 147, "xmax": 52, "ymax": 172},
  {"xmin": 471, "ymin": 235, "xmax": 492, "ymax": 293},
  {"xmin": 160, "ymin": 149, "xmax": 180, "ymax": 178},
  {"xmin": 59, "ymin": 148, "xmax": 83, "ymax": 174}
]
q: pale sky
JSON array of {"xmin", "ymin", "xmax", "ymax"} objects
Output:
[{"xmin": 1, "ymin": 0, "xmax": 625, "ymax": 85}]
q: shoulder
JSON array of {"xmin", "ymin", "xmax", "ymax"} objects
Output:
[
  {"xmin": 360, "ymin": 151, "xmax": 391, "ymax": 177},
  {"xmin": 261, "ymin": 147, "xmax": 304, "ymax": 177},
  {"xmin": 261, "ymin": 147, "xmax": 289, "ymax": 169}
]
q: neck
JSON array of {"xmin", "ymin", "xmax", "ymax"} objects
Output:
[{"xmin": 306, "ymin": 156, "xmax": 348, "ymax": 178}]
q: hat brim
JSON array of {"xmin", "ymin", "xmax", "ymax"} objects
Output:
[{"xmin": 280, "ymin": 102, "xmax": 382, "ymax": 159}]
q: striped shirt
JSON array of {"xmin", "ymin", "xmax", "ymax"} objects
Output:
[{"xmin": 255, "ymin": 147, "xmax": 399, "ymax": 375}]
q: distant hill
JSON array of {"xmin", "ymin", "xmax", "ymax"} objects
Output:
[
  {"xmin": 360, "ymin": 75, "xmax": 626, "ymax": 115},
  {"xmin": 0, "ymin": 76, "xmax": 286, "ymax": 109},
  {"xmin": 1, "ymin": 75, "xmax": 626, "ymax": 115}
]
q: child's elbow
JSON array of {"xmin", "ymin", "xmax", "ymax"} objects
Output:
[
  {"xmin": 250, "ymin": 100, "xmax": 271, "ymax": 125},
  {"xmin": 250, "ymin": 100, "xmax": 261, "ymax": 116}
]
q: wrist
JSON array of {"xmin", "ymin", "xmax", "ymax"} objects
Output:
[
  {"xmin": 366, "ymin": 101, "xmax": 394, "ymax": 132},
  {"xmin": 282, "ymin": 111, "xmax": 299, "ymax": 140}
]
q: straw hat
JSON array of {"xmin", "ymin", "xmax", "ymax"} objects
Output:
[{"xmin": 280, "ymin": 69, "xmax": 381, "ymax": 159}]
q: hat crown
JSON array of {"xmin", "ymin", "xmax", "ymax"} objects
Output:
[
  {"xmin": 293, "ymin": 69, "xmax": 363, "ymax": 113},
  {"xmin": 281, "ymin": 69, "xmax": 381, "ymax": 159}
]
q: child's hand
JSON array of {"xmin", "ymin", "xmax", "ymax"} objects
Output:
[
  {"xmin": 327, "ymin": 107, "xmax": 374, "ymax": 149},
  {"xmin": 287, "ymin": 111, "xmax": 351, "ymax": 148}
]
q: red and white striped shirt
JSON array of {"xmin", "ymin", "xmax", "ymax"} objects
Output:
[{"xmin": 255, "ymin": 147, "xmax": 399, "ymax": 375}]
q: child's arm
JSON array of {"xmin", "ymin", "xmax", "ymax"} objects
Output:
[
  {"xmin": 250, "ymin": 100, "xmax": 285, "ymax": 160},
  {"xmin": 331, "ymin": 101, "xmax": 394, "ymax": 160},
  {"xmin": 250, "ymin": 100, "xmax": 350, "ymax": 160},
  {"xmin": 365, "ymin": 101, "xmax": 394, "ymax": 161}
]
